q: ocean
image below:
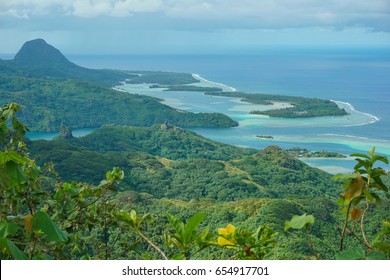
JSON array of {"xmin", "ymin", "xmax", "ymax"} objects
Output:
[{"xmin": 32, "ymin": 48, "xmax": 390, "ymax": 173}]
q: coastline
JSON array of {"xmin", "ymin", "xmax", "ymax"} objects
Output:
[
  {"xmin": 115, "ymin": 73, "xmax": 390, "ymax": 161},
  {"xmin": 192, "ymin": 73, "xmax": 237, "ymax": 92},
  {"xmin": 332, "ymin": 100, "xmax": 380, "ymax": 126}
]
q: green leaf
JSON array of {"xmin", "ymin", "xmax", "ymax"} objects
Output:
[
  {"xmin": 0, "ymin": 238, "xmax": 27, "ymax": 260},
  {"xmin": 6, "ymin": 239, "xmax": 27, "ymax": 260},
  {"xmin": 171, "ymin": 253, "xmax": 185, "ymax": 260},
  {"xmin": 372, "ymin": 154, "xmax": 389, "ymax": 165},
  {"xmin": 183, "ymin": 212, "xmax": 206, "ymax": 243},
  {"xmin": 367, "ymin": 251, "xmax": 387, "ymax": 260},
  {"xmin": 373, "ymin": 242, "xmax": 390, "ymax": 254},
  {"xmin": 32, "ymin": 211, "xmax": 67, "ymax": 242},
  {"xmin": 284, "ymin": 214, "xmax": 315, "ymax": 231},
  {"xmin": 363, "ymin": 189, "xmax": 375, "ymax": 203},
  {"xmin": 336, "ymin": 247, "xmax": 365, "ymax": 260},
  {"xmin": 167, "ymin": 214, "xmax": 184, "ymax": 235},
  {"xmin": 332, "ymin": 173, "xmax": 358, "ymax": 182},
  {"xmin": 115, "ymin": 211, "xmax": 136, "ymax": 228},
  {"xmin": 350, "ymin": 153, "xmax": 371, "ymax": 160},
  {"xmin": 370, "ymin": 192, "xmax": 382, "ymax": 207},
  {"xmin": 129, "ymin": 209, "xmax": 137, "ymax": 225},
  {"xmin": 0, "ymin": 221, "xmax": 18, "ymax": 238},
  {"xmin": 6, "ymin": 161, "xmax": 28, "ymax": 186},
  {"xmin": 0, "ymin": 151, "xmax": 28, "ymax": 165}
]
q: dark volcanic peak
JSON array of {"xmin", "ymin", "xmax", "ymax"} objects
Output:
[
  {"xmin": 13, "ymin": 38, "xmax": 74, "ymax": 68},
  {"xmin": 8, "ymin": 38, "xmax": 129, "ymax": 86}
]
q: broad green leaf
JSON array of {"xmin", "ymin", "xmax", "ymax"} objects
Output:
[
  {"xmin": 0, "ymin": 151, "xmax": 28, "ymax": 165},
  {"xmin": 198, "ymin": 227, "xmax": 210, "ymax": 241},
  {"xmin": 336, "ymin": 247, "xmax": 365, "ymax": 260},
  {"xmin": 383, "ymin": 220, "xmax": 390, "ymax": 229},
  {"xmin": 6, "ymin": 239, "xmax": 27, "ymax": 260},
  {"xmin": 370, "ymin": 192, "xmax": 382, "ymax": 207},
  {"xmin": 350, "ymin": 153, "xmax": 371, "ymax": 160},
  {"xmin": 284, "ymin": 214, "xmax": 315, "ymax": 231},
  {"xmin": 372, "ymin": 154, "xmax": 389, "ymax": 165},
  {"xmin": 373, "ymin": 242, "xmax": 390, "ymax": 254},
  {"xmin": 130, "ymin": 209, "xmax": 138, "ymax": 225},
  {"xmin": 183, "ymin": 212, "xmax": 206, "ymax": 243},
  {"xmin": 373, "ymin": 181, "xmax": 389, "ymax": 193},
  {"xmin": 171, "ymin": 253, "xmax": 185, "ymax": 260},
  {"xmin": 0, "ymin": 221, "xmax": 18, "ymax": 238},
  {"xmin": 167, "ymin": 214, "xmax": 184, "ymax": 235},
  {"xmin": 32, "ymin": 211, "xmax": 67, "ymax": 242},
  {"xmin": 363, "ymin": 189, "xmax": 376, "ymax": 203},
  {"xmin": 367, "ymin": 251, "xmax": 387, "ymax": 260},
  {"xmin": 114, "ymin": 211, "xmax": 135, "ymax": 228},
  {"xmin": 5, "ymin": 161, "xmax": 28, "ymax": 186},
  {"xmin": 0, "ymin": 238, "xmax": 27, "ymax": 260},
  {"xmin": 354, "ymin": 159, "xmax": 370, "ymax": 170},
  {"xmin": 139, "ymin": 213, "xmax": 152, "ymax": 225},
  {"xmin": 332, "ymin": 173, "xmax": 358, "ymax": 182}
]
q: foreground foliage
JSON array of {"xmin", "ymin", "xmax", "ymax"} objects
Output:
[{"xmin": 1, "ymin": 103, "xmax": 389, "ymax": 260}]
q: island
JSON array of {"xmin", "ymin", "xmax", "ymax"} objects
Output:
[
  {"xmin": 205, "ymin": 91, "xmax": 348, "ymax": 118},
  {"xmin": 149, "ymin": 84, "xmax": 223, "ymax": 92},
  {"xmin": 256, "ymin": 135, "xmax": 274, "ymax": 139},
  {"xmin": 124, "ymin": 71, "xmax": 199, "ymax": 85},
  {"xmin": 286, "ymin": 147, "xmax": 347, "ymax": 158}
]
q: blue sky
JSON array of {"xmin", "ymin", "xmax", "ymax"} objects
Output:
[{"xmin": 1, "ymin": 0, "xmax": 389, "ymax": 55}]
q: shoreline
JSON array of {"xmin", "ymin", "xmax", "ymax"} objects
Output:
[
  {"xmin": 332, "ymin": 100, "xmax": 380, "ymax": 126},
  {"xmin": 192, "ymin": 73, "xmax": 237, "ymax": 92},
  {"xmin": 114, "ymin": 74, "xmax": 390, "ymax": 157}
]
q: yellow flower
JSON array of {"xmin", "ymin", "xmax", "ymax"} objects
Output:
[
  {"xmin": 24, "ymin": 214, "xmax": 33, "ymax": 232},
  {"xmin": 217, "ymin": 224, "xmax": 236, "ymax": 248}
]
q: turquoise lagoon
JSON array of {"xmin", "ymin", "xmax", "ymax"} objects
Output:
[
  {"xmin": 116, "ymin": 78, "xmax": 389, "ymax": 173},
  {"xmin": 42, "ymin": 50, "xmax": 390, "ymax": 173}
]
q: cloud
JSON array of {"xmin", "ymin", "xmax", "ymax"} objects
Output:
[
  {"xmin": 0, "ymin": 0, "xmax": 389, "ymax": 31},
  {"xmin": 0, "ymin": 0, "xmax": 163, "ymax": 18}
]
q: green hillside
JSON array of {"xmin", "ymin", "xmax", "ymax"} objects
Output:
[
  {"xmin": 19, "ymin": 122, "xmax": 390, "ymax": 260},
  {"xmin": 29, "ymin": 124, "xmax": 340, "ymax": 201},
  {"xmin": 0, "ymin": 39, "xmax": 238, "ymax": 132},
  {"xmin": 0, "ymin": 76, "xmax": 237, "ymax": 132}
]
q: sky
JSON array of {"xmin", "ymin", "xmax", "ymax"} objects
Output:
[{"xmin": 0, "ymin": 0, "xmax": 390, "ymax": 55}]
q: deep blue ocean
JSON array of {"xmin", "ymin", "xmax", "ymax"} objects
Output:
[{"xmin": 33, "ymin": 48, "xmax": 390, "ymax": 173}]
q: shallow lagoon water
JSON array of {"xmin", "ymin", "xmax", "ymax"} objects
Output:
[
  {"xmin": 57, "ymin": 50, "xmax": 390, "ymax": 173},
  {"xmin": 117, "ymin": 79, "xmax": 390, "ymax": 174}
]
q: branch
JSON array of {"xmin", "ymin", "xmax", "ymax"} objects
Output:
[
  {"xmin": 340, "ymin": 200, "xmax": 353, "ymax": 251},
  {"xmin": 360, "ymin": 196, "xmax": 372, "ymax": 249},
  {"xmin": 137, "ymin": 231, "xmax": 168, "ymax": 260}
]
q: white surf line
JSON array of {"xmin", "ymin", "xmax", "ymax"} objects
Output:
[
  {"xmin": 192, "ymin": 73, "xmax": 237, "ymax": 92},
  {"xmin": 320, "ymin": 133, "xmax": 390, "ymax": 143},
  {"xmin": 332, "ymin": 100, "xmax": 381, "ymax": 125}
]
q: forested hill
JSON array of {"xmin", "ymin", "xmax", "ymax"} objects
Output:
[
  {"xmin": 10, "ymin": 38, "xmax": 129, "ymax": 87},
  {"xmin": 0, "ymin": 39, "xmax": 238, "ymax": 132},
  {"xmin": 28, "ymin": 124, "xmax": 339, "ymax": 200},
  {"xmin": 6, "ymin": 38, "xmax": 199, "ymax": 87},
  {"xmin": 0, "ymin": 76, "xmax": 237, "ymax": 131}
]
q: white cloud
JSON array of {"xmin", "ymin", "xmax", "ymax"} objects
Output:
[
  {"xmin": 0, "ymin": 0, "xmax": 389, "ymax": 31},
  {"xmin": 0, "ymin": 0, "xmax": 163, "ymax": 18}
]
